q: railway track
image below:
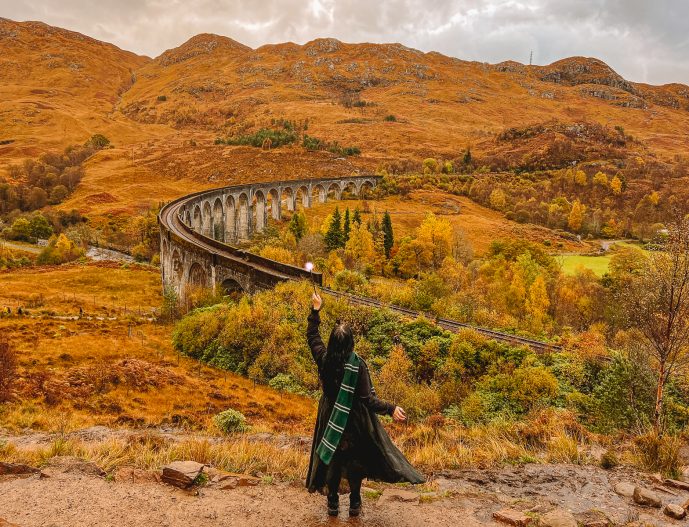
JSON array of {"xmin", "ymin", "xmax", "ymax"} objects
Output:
[{"xmin": 320, "ymin": 287, "xmax": 562, "ymax": 353}]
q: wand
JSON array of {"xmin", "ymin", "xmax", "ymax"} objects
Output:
[{"xmin": 305, "ymin": 261, "xmax": 318, "ymax": 294}]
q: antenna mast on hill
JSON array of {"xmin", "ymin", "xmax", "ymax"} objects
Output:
[{"xmin": 529, "ymin": 50, "xmax": 533, "ymax": 66}]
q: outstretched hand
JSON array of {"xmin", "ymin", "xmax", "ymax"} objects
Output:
[
  {"xmin": 392, "ymin": 406, "xmax": 407, "ymax": 422},
  {"xmin": 312, "ymin": 293, "xmax": 322, "ymax": 311}
]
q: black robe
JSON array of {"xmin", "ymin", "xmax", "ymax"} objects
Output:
[{"xmin": 305, "ymin": 308, "xmax": 424, "ymax": 492}]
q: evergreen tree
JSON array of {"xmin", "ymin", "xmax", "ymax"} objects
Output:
[
  {"xmin": 324, "ymin": 206, "xmax": 344, "ymax": 250},
  {"xmin": 343, "ymin": 208, "xmax": 351, "ymax": 243},
  {"xmin": 463, "ymin": 147, "xmax": 472, "ymax": 166},
  {"xmin": 382, "ymin": 211, "xmax": 394, "ymax": 258},
  {"xmin": 288, "ymin": 211, "xmax": 307, "ymax": 241},
  {"xmin": 352, "ymin": 207, "xmax": 362, "ymax": 225}
]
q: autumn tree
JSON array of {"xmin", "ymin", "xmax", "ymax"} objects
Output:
[
  {"xmin": 527, "ymin": 274, "xmax": 550, "ymax": 333},
  {"xmin": 416, "ymin": 213, "xmax": 453, "ymax": 269},
  {"xmin": 568, "ymin": 200, "xmax": 585, "ymax": 232},
  {"xmin": 593, "ymin": 171, "xmax": 608, "ymax": 187},
  {"xmin": 621, "ymin": 219, "xmax": 689, "ymax": 435},
  {"xmin": 610, "ymin": 175, "xmax": 623, "ymax": 195},
  {"xmin": 344, "ymin": 222, "xmax": 375, "ymax": 268},
  {"xmin": 489, "ymin": 188, "xmax": 507, "ymax": 210}
]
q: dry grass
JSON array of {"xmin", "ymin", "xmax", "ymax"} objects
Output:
[
  {"xmin": 0, "ymin": 263, "xmax": 315, "ymax": 434},
  {"xmin": 0, "ymin": 435, "xmax": 310, "ymax": 480}
]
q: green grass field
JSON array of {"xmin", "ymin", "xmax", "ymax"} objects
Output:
[{"xmin": 558, "ymin": 254, "xmax": 612, "ymax": 277}]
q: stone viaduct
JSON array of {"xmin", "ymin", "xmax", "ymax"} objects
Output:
[{"xmin": 158, "ymin": 175, "xmax": 379, "ymax": 299}]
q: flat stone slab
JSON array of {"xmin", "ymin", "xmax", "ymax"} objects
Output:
[
  {"xmin": 664, "ymin": 479, "xmax": 689, "ymax": 492},
  {"xmin": 161, "ymin": 461, "xmax": 205, "ymax": 489},
  {"xmin": 493, "ymin": 508, "xmax": 531, "ymax": 526}
]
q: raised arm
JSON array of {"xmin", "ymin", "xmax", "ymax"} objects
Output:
[{"xmin": 307, "ymin": 294, "xmax": 326, "ymax": 368}]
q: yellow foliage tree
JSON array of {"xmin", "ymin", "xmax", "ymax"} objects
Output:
[
  {"xmin": 610, "ymin": 175, "xmax": 623, "ymax": 195},
  {"xmin": 326, "ymin": 252, "xmax": 344, "ymax": 277},
  {"xmin": 344, "ymin": 222, "xmax": 375, "ymax": 267},
  {"xmin": 527, "ymin": 274, "xmax": 550, "ymax": 333},
  {"xmin": 593, "ymin": 171, "xmax": 608, "ymax": 187},
  {"xmin": 416, "ymin": 213, "xmax": 453, "ymax": 268},
  {"xmin": 568, "ymin": 200, "xmax": 585, "ymax": 232},
  {"xmin": 574, "ymin": 170, "xmax": 588, "ymax": 186},
  {"xmin": 489, "ymin": 188, "xmax": 507, "ymax": 210},
  {"xmin": 507, "ymin": 268, "xmax": 527, "ymax": 313}
]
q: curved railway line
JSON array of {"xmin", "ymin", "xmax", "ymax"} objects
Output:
[{"xmin": 159, "ymin": 177, "xmax": 562, "ymax": 354}]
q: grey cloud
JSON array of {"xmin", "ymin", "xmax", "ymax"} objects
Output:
[{"xmin": 1, "ymin": 0, "xmax": 687, "ymax": 84}]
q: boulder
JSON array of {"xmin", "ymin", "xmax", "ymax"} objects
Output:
[
  {"xmin": 633, "ymin": 486, "xmax": 662, "ymax": 508},
  {"xmin": 0, "ymin": 462, "xmax": 40, "ymax": 476},
  {"xmin": 379, "ymin": 489, "xmax": 419, "ymax": 504},
  {"xmin": 493, "ymin": 509, "xmax": 531, "ymax": 527},
  {"xmin": 161, "ymin": 461, "xmax": 205, "ymax": 489},
  {"xmin": 613, "ymin": 482, "xmax": 635, "ymax": 498},
  {"xmin": 540, "ymin": 509, "xmax": 577, "ymax": 527},
  {"xmin": 664, "ymin": 503, "xmax": 687, "ymax": 520}
]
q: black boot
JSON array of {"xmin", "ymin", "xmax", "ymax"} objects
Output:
[
  {"xmin": 349, "ymin": 494, "xmax": 362, "ymax": 517},
  {"xmin": 327, "ymin": 495, "xmax": 339, "ymax": 517}
]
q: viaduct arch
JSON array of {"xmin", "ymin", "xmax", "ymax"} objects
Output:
[{"xmin": 159, "ymin": 175, "xmax": 379, "ymax": 299}]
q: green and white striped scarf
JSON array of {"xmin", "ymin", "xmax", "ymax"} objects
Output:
[{"xmin": 316, "ymin": 351, "xmax": 361, "ymax": 465}]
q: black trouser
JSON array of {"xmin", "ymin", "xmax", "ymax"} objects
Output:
[{"xmin": 326, "ymin": 450, "xmax": 364, "ymax": 506}]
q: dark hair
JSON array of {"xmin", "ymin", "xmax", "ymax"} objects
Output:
[{"xmin": 322, "ymin": 320, "xmax": 354, "ymax": 398}]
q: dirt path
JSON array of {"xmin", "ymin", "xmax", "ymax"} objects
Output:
[
  {"xmin": 1, "ymin": 460, "xmax": 686, "ymax": 527},
  {"xmin": 0, "ymin": 471, "xmax": 486, "ymax": 527}
]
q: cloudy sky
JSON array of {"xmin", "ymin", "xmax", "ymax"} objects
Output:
[{"xmin": 3, "ymin": 0, "xmax": 688, "ymax": 85}]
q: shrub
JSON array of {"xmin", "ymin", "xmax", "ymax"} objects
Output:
[
  {"xmin": 423, "ymin": 158, "xmax": 439, "ymax": 174},
  {"xmin": 269, "ymin": 373, "xmax": 306, "ymax": 395},
  {"xmin": 384, "ymin": 115, "xmax": 397, "ymax": 122},
  {"xmin": 36, "ymin": 234, "xmax": 85, "ymax": 265},
  {"xmin": 84, "ymin": 134, "xmax": 110, "ymax": 149},
  {"xmin": 600, "ymin": 449, "xmax": 619, "ymax": 469},
  {"xmin": 214, "ymin": 408, "xmax": 248, "ymax": 434},
  {"xmin": 222, "ymin": 127, "xmax": 297, "ymax": 148},
  {"xmin": 0, "ymin": 340, "xmax": 17, "ymax": 402},
  {"xmin": 633, "ymin": 432, "xmax": 681, "ymax": 477},
  {"xmin": 157, "ymin": 95, "xmax": 167, "ymax": 102}
]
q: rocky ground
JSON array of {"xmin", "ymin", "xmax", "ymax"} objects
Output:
[{"xmin": 2, "ymin": 440, "xmax": 689, "ymax": 526}]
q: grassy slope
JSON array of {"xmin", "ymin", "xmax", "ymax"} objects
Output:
[
  {"xmin": 0, "ymin": 263, "xmax": 315, "ymax": 433},
  {"xmin": 298, "ymin": 190, "xmax": 592, "ymax": 255}
]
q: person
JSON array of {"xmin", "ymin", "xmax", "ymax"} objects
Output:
[{"xmin": 305, "ymin": 293, "xmax": 424, "ymax": 517}]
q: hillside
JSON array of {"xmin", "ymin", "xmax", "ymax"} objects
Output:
[
  {"xmin": 0, "ymin": 18, "xmax": 159, "ymax": 162},
  {"xmin": 1, "ymin": 19, "xmax": 689, "ymax": 220},
  {"xmin": 121, "ymin": 36, "xmax": 689, "ymax": 165}
]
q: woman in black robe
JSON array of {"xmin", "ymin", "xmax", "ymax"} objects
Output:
[{"xmin": 306, "ymin": 293, "xmax": 424, "ymax": 517}]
